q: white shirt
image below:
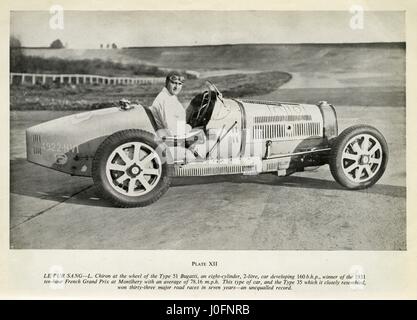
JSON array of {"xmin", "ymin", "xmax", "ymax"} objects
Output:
[{"xmin": 150, "ymin": 87, "xmax": 190, "ymax": 136}]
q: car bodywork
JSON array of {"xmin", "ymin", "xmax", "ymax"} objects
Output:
[
  {"xmin": 26, "ymin": 82, "xmax": 388, "ymax": 207},
  {"xmin": 27, "ymin": 106, "xmax": 155, "ymax": 177},
  {"xmin": 26, "ymin": 93, "xmax": 337, "ymax": 178}
]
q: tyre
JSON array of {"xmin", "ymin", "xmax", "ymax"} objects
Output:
[
  {"xmin": 92, "ymin": 129, "xmax": 171, "ymax": 207},
  {"xmin": 329, "ymin": 125, "xmax": 388, "ymax": 189}
]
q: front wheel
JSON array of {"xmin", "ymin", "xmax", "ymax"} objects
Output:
[
  {"xmin": 329, "ymin": 125, "xmax": 388, "ymax": 189},
  {"xmin": 92, "ymin": 129, "xmax": 171, "ymax": 207}
]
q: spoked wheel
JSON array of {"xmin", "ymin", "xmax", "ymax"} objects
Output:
[
  {"xmin": 92, "ymin": 129, "xmax": 171, "ymax": 207},
  {"xmin": 105, "ymin": 141, "xmax": 162, "ymax": 196},
  {"xmin": 329, "ymin": 125, "xmax": 388, "ymax": 189}
]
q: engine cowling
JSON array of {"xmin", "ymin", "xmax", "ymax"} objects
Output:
[{"xmin": 237, "ymin": 99, "xmax": 336, "ymax": 158}]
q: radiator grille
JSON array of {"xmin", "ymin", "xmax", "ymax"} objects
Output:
[{"xmin": 252, "ymin": 122, "xmax": 322, "ymax": 140}]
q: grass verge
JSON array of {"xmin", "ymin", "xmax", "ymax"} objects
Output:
[{"xmin": 10, "ymin": 71, "xmax": 291, "ymax": 111}]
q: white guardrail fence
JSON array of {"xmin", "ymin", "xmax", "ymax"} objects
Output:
[{"xmin": 10, "ymin": 72, "xmax": 166, "ymax": 85}]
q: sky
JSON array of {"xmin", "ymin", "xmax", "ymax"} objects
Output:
[{"xmin": 10, "ymin": 11, "xmax": 405, "ymax": 49}]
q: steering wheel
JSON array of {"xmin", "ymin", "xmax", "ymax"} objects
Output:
[
  {"xmin": 194, "ymin": 84, "xmax": 213, "ymax": 126},
  {"xmin": 190, "ymin": 82, "xmax": 223, "ymax": 128},
  {"xmin": 207, "ymin": 81, "xmax": 223, "ymax": 100}
]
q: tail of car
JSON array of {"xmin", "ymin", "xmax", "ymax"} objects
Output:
[{"xmin": 26, "ymin": 105, "xmax": 156, "ymax": 177}]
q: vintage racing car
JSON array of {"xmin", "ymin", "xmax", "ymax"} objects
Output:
[{"xmin": 26, "ymin": 82, "xmax": 389, "ymax": 207}]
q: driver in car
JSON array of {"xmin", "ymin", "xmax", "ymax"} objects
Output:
[
  {"xmin": 150, "ymin": 71, "xmax": 204, "ymax": 161},
  {"xmin": 150, "ymin": 71, "xmax": 192, "ymax": 137}
]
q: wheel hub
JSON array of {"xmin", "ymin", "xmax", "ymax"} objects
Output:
[
  {"xmin": 360, "ymin": 155, "xmax": 370, "ymax": 165},
  {"xmin": 128, "ymin": 164, "xmax": 142, "ymax": 177}
]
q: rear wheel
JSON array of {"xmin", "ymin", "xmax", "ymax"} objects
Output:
[
  {"xmin": 329, "ymin": 125, "xmax": 388, "ymax": 189},
  {"xmin": 92, "ymin": 129, "xmax": 171, "ymax": 207}
]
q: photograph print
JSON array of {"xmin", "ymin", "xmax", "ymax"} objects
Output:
[{"xmin": 9, "ymin": 10, "xmax": 405, "ymax": 250}]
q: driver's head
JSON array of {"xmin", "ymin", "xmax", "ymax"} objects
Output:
[{"xmin": 165, "ymin": 71, "xmax": 185, "ymax": 96}]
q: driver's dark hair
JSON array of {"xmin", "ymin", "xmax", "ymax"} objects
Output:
[{"xmin": 165, "ymin": 71, "xmax": 185, "ymax": 87}]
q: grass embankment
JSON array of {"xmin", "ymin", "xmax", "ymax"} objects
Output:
[
  {"xmin": 10, "ymin": 71, "xmax": 291, "ymax": 111},
  {"xmin": 122, "ymin": 43, "xmax": 405, "ymax": 74},
  {"xmin": 10, "ymin": 54, "xmax": 169, "ymax": 77}
]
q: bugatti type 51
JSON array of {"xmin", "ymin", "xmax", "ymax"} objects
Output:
[{"xmin": 26, "ymin": 83, "xmax": 388, "ymax": 207}]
